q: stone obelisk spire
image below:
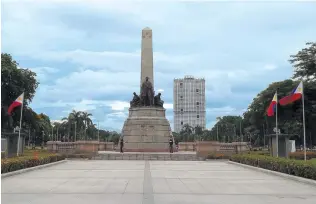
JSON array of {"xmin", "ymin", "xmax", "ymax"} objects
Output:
[{"xmin": 140, "ymin": 27, "xmax": 154, "ymax": 91}]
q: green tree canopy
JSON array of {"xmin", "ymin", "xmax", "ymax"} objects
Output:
[
  {"xmin": 289, "ymin": 42, "xmax": 316, "ymax": 81},
  {"xmin": 1, "ymin": 53, "xmax": 39, "ymax": 106},
  {"xmin": 242, "ymin": 79, "xmax": 316, "ymax": 146},
  {"xmin": 210, "ymin": 116, "xmax": 243, "ymax": 142}
]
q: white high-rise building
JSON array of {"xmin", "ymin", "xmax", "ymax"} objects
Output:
[{"xmin": 173, "ymin": 75, "xmax": 206, "ymax": 133}]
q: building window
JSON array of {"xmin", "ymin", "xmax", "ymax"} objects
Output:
[
  {"xmin": 181, "ymin": 121, "xmax": 183, "ymax": 125},
  {"xmin": 196, "ymin": 89, "xmax": 199, "ymax": 93},
  {"xmin": 196, "ymin": 102, "xmax": 200, "ymax": 105},
  {"xmin": 180, "ymin": 95, "xmax": 183, "ymax": 99},
  {"xmin": 197, "ymin": 115, "xmax": 200, "ymax": 118},
  {"xmin": 181, "ymin": 109, "xmax": 183, "ymax": 112},
  {"xmin": 180, "ymin": 83, "xmax": 183, "ymax": 88}
]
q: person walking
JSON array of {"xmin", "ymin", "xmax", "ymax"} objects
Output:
[
  {"xmin": 120, "ymin": 138, "xmax": 124, "ymax": 153},
  {"xmin": 169, "ymin": 137, "xmax": 174, "ymax": 153}
]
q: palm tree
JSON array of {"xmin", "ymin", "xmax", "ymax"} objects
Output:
[
  {"xmin": 81, "ymin": 112, "xmax": 93, "ymax": 140},
  {"xmin": 65, "ymin": 110, "xmax": 86, "ymax": 141}
]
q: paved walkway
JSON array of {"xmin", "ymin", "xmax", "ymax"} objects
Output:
[{"xmin": 2, "ymin": 161, "xmax": 316, "ymax": 204}]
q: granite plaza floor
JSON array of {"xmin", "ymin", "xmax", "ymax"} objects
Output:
[{"xmin": 2, "ymin": 160, "xmax": 316, "ymax": 204}]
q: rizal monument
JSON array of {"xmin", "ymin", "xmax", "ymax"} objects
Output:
[{"xmin": 121, "ymin": 27, "xmax": 173, "ymax": 152}]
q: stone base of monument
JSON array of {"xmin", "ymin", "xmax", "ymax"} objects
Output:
[
  {"xmin": 121, "ymin": 107, "xmax": 173, "ymax": 152},
  {"xmin": 94, "ymin": 151, "xmax": 202, "ymax": 161}
]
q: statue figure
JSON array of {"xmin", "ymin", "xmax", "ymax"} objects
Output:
[
  {"xmin": 130, "ymin": 92, "xmax": 141, "ymax": 107},
  {"xmin": 140, "ymin": 77, "xmax": 154, "ymax": 106},
  {"xmin": 154, "ymin": 93, "xmax": 164, "ymax": 107}
]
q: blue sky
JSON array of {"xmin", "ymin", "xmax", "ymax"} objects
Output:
[{"xmin": 2, "ymin": 0, "xmax": 316, "ymax": 131}]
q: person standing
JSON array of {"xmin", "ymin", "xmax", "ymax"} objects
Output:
[
  {"xmin": 120, "ymin": 138, "xmax": 124, "ymax": 153},
  {"xmin": 169, "ymin": 137, "xmax": 174, "ymax": 153}
]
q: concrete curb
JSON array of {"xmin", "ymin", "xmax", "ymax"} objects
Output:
[
  {"xmin": 1, "ymin": 160, "xmax": 67, "ymax": 179},
  {"xmin": 228, "ymin": 161, "xmax": 316, "ymax": 187}
]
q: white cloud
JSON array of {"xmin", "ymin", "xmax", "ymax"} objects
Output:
[
  {"xmin": 108, "ymin": 101, "xmax": 130, "ymax": 111},
  {"xmin": 164, "ymin": 103, "xmax": 173, "ymax": 109},
  {"xmin": 29, "ymin": 49, "xmax": 196, "ymax": 72},
  {"xmin": 206, "ymin": 106, "xmax": 244, "ymax": 118},
  {"xmin": 206, "ymin": 106, "xmax": 236, "ymax": 113},
  {"xmin": 106, "ymin": 111, "xmax": 128, "ymax": 119},
  {"xmin": 28, "ymin": 67, "xmax": 59, "ymax": 82},
  {"xmin": 29, "ymin": 67, "xmax": 58, "ymax": 73},
  {"xmin": 264, "ymin": 64, "xmax": 278, "ymax": 70},
  {"xmin": 35, "ymin": 99, "xmax": 131, "ymax": 111},
  {"xmin": 51, "ymin": 120, "xmax": 63, "ymax": 124}
]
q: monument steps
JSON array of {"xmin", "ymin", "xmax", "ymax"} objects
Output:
[{"xmin": 93, "ymin": 152, "xmax": 203, "ymax": 161}]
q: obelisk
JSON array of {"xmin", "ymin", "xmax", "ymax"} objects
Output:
[
  {"xmin": 140, "ymin": 27, "xmax": 154, "ymax": 91},
  {"xmin": 121, "ymin": 27, "xmax": 172, "ymax": 152}
]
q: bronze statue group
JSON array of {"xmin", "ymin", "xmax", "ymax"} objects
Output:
[{"xmin": 130, "ymin": 77, "xmax": 164, "ymax": 108}]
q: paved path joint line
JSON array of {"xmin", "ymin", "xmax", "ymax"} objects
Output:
[{"xmin": 143, "ymin": 161, "xmax": 155, "ymax": 204}]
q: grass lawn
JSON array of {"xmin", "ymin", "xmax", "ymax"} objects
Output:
[
  {"xmin": 1, "ymin": 149, "xmax": 64, "ymax": 174},
  {"xmin": 2, "ymin": 149, "xmax": 53, "ymax": 162},
  {"xmin": 310, "ymin": 158, "xmax": 316, "ymax": 165}
]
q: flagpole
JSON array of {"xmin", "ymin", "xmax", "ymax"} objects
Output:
[
  {"xmin": 276, "ymin": 90, "xmax": 279, "ymax": 157},
  {"xmin": 17, "ymin": 94, "xmax": 24, "ymax": 157},
  {"xmin": 302, "ymin": 81, "xmax": 306, "ymax": 161}
]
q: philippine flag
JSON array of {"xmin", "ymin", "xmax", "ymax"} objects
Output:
[
  {"xmin": 8, "ymin": 93, "xmax": 24, "ymax": 115},
  {"xmin": 267, "ymin": 92, "xmax": 277, "ymax": 117},
  {"xmin": 279, "ymin": 81, "xmax": 303, "ymax": 106}
]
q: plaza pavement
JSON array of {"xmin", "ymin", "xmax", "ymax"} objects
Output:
[{"xmin": 2, "ymin": 160, "xmax": 316, "ymax": 204}]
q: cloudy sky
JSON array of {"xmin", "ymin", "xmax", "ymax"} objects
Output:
[{"xmin": 2, "ymin": 0, "xmax": 316, "ymax": 131}]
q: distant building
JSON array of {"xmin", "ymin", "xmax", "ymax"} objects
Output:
[{"xmin": 173, "ymin": 75, "xmax": 206, "ymax": 133}]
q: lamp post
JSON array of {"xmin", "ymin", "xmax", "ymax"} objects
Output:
[
  {"xmin": 51, "ymin": 125, "xmax": 55, "ymax": 141},
  {"xmin": 97, "ymin": 121, "xmax": 100, "ymax": 142},
  {"xmin": 216, "ymin": 117, "xmax": 220, "ymax": 141},
  {"xmin": 74, "ymin": 122, "xmax": 77, "ymax": 142},
  {"xmin": 240, "ymin": 120, "xmax": 243, "ymax": 142}
]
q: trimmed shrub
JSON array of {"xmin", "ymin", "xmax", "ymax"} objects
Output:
[
  {"xmin": 206, "ymin": 153, "xmax": 231, "ymax": 160},
  {"xmin": 289, "ymin": 151, "xmax": 316, "ymax": 160},
  {"xmin": 63, "ymin": 153, "xmax": 94, "ymax": 159},
  {"xmin": 230, "ymin": 154, "xmax": 316, "ymax": 180},
  {"xmin": 1, "ymin": 154, "xmax": 65, "ymax": 174}
]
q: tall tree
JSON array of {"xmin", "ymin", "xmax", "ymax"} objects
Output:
[
  {"xmin": 289, "ymin": 42, "xmax": 316, "ymax": 82},
  {"xmin": 1, "ymin": 53, "xmax": 39, "ymax": 129},
  {"xmin": 81, "ymin": 111, "xmax": 93, "ymax": 140}
]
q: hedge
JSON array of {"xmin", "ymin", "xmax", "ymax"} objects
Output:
[
  {"xmin": 230, "ymin": 154, "xmax": 316, "ymax": 180},
  {"xmin": 289, "ymin": 151, "xmax": 316, "ymax": 160},
  {"xmin": 1, "ymin": 154, "xmax": 65, "ymax": 174},
  {"xmin": 63, "ymin": 153, "xmax": 94, "ymax": 159},
  {"xmin": 206, "ymin": 153, "xmax": 231, "ymax": 160}
]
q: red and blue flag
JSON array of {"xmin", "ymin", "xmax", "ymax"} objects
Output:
[
  {"xmin": 279, "ymin": 81, "xmax": 303, "ymax": 106},
  {"xmin": 267, "ymin": 92, "xmax": 277, "ymax": 117}
]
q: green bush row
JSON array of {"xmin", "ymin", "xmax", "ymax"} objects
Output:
[
  {"xmin": 206, "ymin": 153, "xmax": 231, "ymax": 160},
  {"xmin": 230, "ymin": 154, "xmax": 316, "ymax": 180},
  {"xmin": 1, "ymin": 155, "xmax": 65, "ymax": 174},
  {"xmin": 289, "ymin": 151, "xmax": 316, "ymax": 160},
  {"xmin": 63, "ymin": 153, "xmax": 94, "ymax": 159}
]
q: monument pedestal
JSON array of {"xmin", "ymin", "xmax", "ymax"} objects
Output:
[
  {"xmin": 122, "ymin": 107, "xmax": 172, "ymax": 152},
  {"xmin": 1, "ymin": 132, "xmax": 26, "ymax": 158},
  {"xmin": 267, "ymin": 134, "xmax": 292, "ymax": 158}
]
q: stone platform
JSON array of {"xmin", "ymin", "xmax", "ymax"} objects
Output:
[
  {"xmin": 94, "ymin": 151, "xmax": 202, "ymax": 161},
  {"xmin": 121, "ymin": 107, "xmax": 172, "ymax": 152}
]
